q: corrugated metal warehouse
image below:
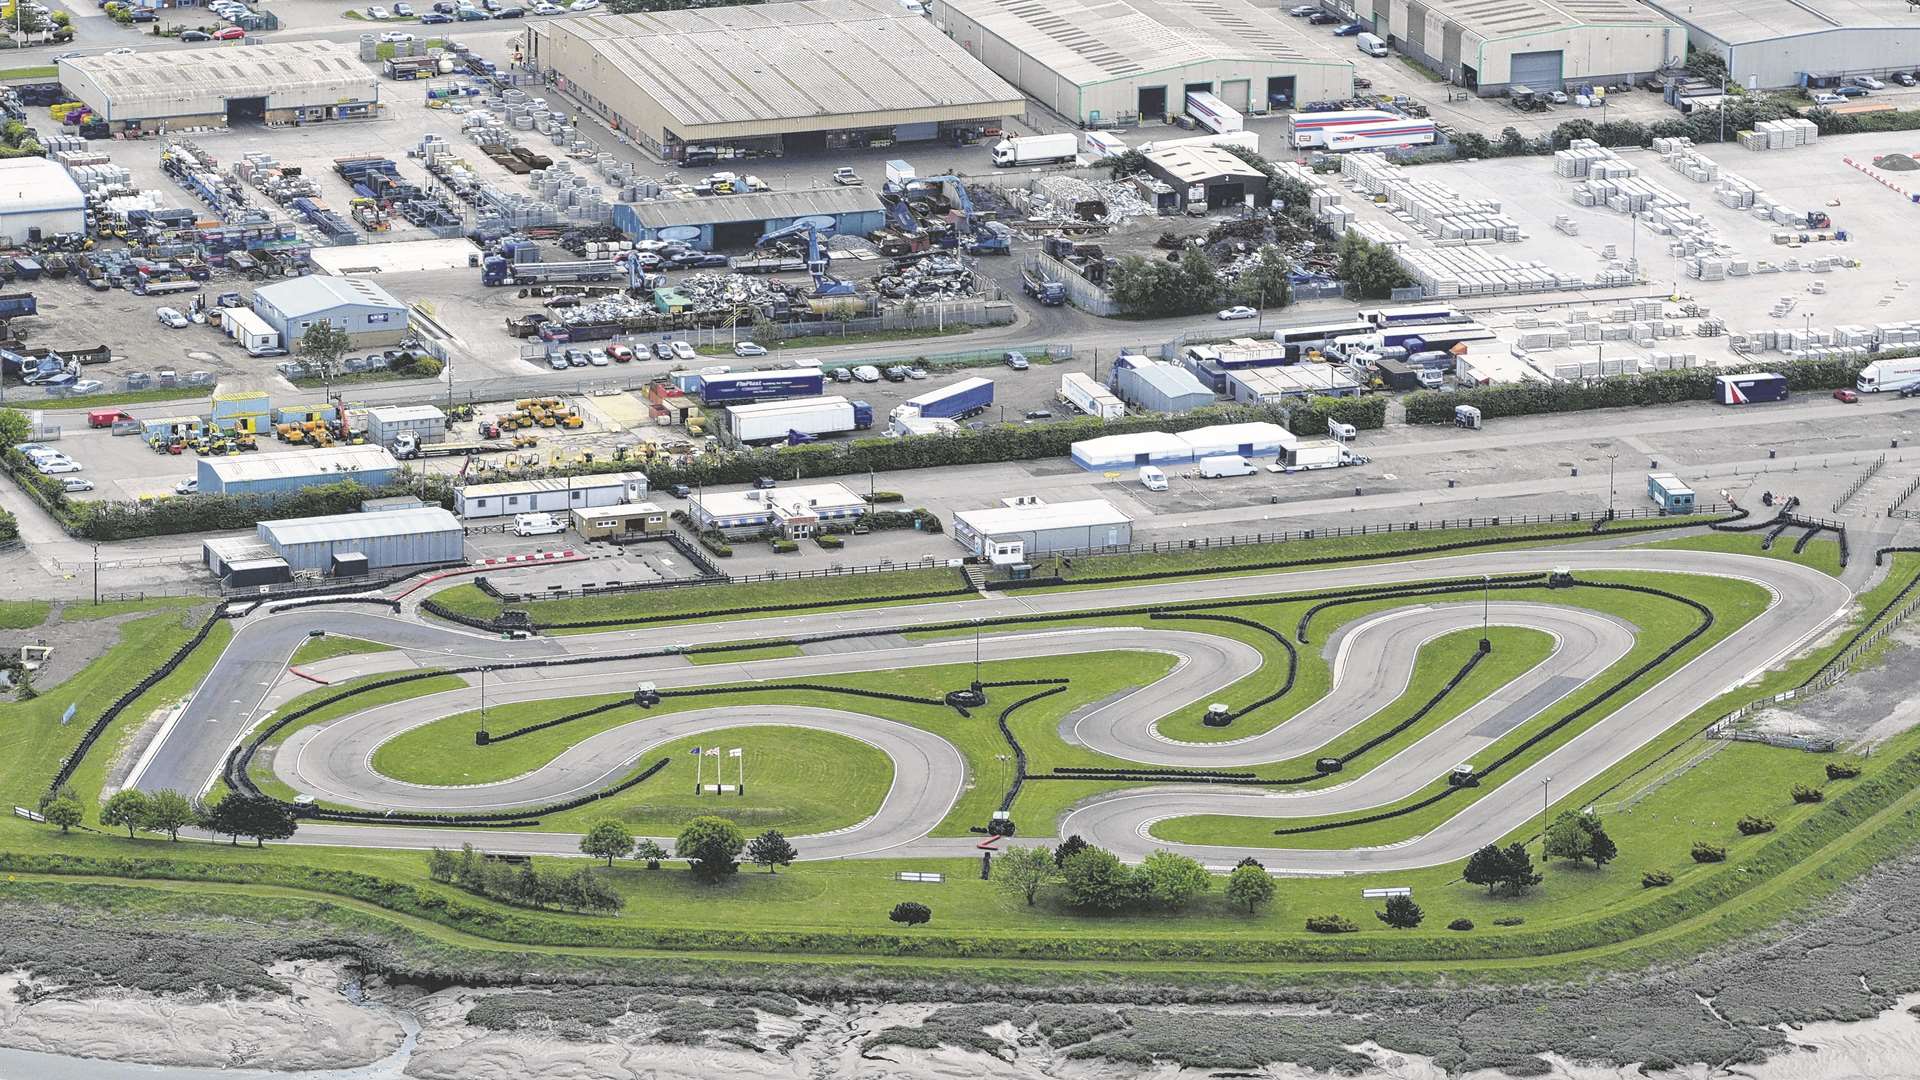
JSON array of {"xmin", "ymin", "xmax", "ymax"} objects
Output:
[
  {"xmin": 1351, "ymin": 0, "xmax": 1680, "ymax": 95},
  {"xmin": 952, "ymin": 499, "xmax": 1133, "ymax": 558},
  {"xmin": 1111, "ymin": 356, "xmax": 1215, "ymax": 414},
  {"xmin": 57, "ymin": 41, "xmax": 379, "ymax": 129},
  {"xmin": 454, "ymin": 472, "xmax": 650, "ymax": 519},
  {"xmin": 365, "ymin": 405, "xmax": 447, "ymax": 448},
  {"xmin": 258, "ymin": 507, "xmax": 464, "ymax": 573},
  {"xmin": 528, "ymin": 0, "xmax": 1023, "ymax": 161},
  {"xmin": 1224, "ymin": 365, "xmax": 1363, "ymax": 403},
  {"xmin": 1641, "ymin": 0, "xmax": 1918, "ymax": 88},
  {"xmin": 0, "ymin": 159, "xmax": 86, "ymax": 242},
  {"xmin": 1142, "ymin": 145, "xmax": 1269, "ymax": 212},
  {"xmin": 930, "ymin": 0, "xmax": 1352, "ymax": 122},
  {"xmin": 614, "ymin": 187, "xmax": 887, "ymax": 251},
  {"xmin": 253, "ymin": 277, "xmax": 409, "ymax": 351},
  {"xmin": 198, "ymin": 445, "xmax": 400, "ymax": 497}
]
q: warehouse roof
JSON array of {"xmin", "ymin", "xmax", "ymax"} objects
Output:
[
  {"xmin": 934, "ymin": 0, "xmax": 1339, "ymax": 85},
  {"xmin": 0, "ymin": 158, "xmax": 84, "ymax": 213},
  {"xmin": 255, "ymin": 275, "xmax": 404, "ymax": 318},
  {"xmin": 621, "ymin": 187, "xmax": 885, "ymax": 230},
  {"xmin": 58, "ymin": 41, "xmax": 376, "ymax": 110},
  {"xmin": 368, "ymin": 405, "xmax": 446, "ymax": 424},
  {"xmin": 542, "ymin": 0, "xmax": 1021, "ymax": 129},
  {"xmin": 205, "ymin": 445, "xmax": 398, "ymax": 484},
  {"xmin": 1143, "ymin": 145, "xmax": 1265, "ymax": 185},
  {"xmin": 260, "ymin": 506, "xmax": 461, "ymax": 547},
  {"xmin": 693, "ymin": 482, "xmax": 866, "ymax": 519},
  {"xmin": 1120, "ymin": 359, "xmax": 1213, "ymax": 399},
  {"xmin": 458, "ymin": 470, "xmax": 650, "ymax": 500},
  {"xmin": 1640, "ymin": 0, "xmax": 1910, "ymax": 43},
  {"xmin": 1396, "ymin": 0, "xmax": 1671, "ymax": 37},
  {"xmin": 955, "ymin": 498, "xmax": 1132, "ymax": 535}
]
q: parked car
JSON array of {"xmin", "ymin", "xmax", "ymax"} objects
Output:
[
  {"xmin": 831, "ymin": 367, "xmax": 854, "ymax": 382},
  {"xmin": 105, "ymin": 45, "xmax": 135, "ymax": 55},
  {"xmin": 565, "ymin": 349, "xmax": 590, "ymax": 367},
  {"xmin": 1851, "ymin": 75, "xmax": 1885, "ymax": 89},
  {"xmin": 753, "ymin": 476, "xmax": 777, "ymax": 489},
  {"xmin": 36, "ymin": 460, "xmax": 81, "ymax": 475},
  {"xmin": 1834, "ymin": 85, "xmax": 1868, "ymax": 97},
  {"xmin": 533, "ymin": 1, "xmax": 561, "ymax": 11},
  {"xmin": 1308, "ymin": 11, "xmax": 1340, "ymax": 22},
  {"xmin": 179, "ymin": 30, "xmax": 211, "ymax": 41},
  {"xmin": 1024, "ymin": 408, "xmax": 1053, "ymax": 420},
  {"xmin": 831, "ymin": 166, "xmax": 863, "ymax": 185},
  {"xmin": 907, "ymin": 367, "xmax": 929, "ymax": 380},
  {"xmin": 1834, "ymin": 388, "xmax": 1860, "ymax": 403},
  {"xmin": 494, "ymin": 6, "xmax": 524, "ymax": 17},
  {"xmin": 69, "ymin": 379, "xmax": 103, "ymax": 395},
  {"xmin": 884, "ymin": 365, "xmax": 910, "ymax": 382},
  {"xmin": 1004, "ymin": 351, "xmax": 1029, "ymax": 371},
  {"xmin": 174, "ymin": 478, "xmax": 198, "ymax": 495},
  {"xmin": 393, "ymin": 1, "xmax": 414, "ymax": 12},
  {"xmin": 669, "ymin": 340, "xmax": 696, "ymax": 361},
  {"xmin": 156, "ymin": 307, "xmax": 189, "ymax": 328},
  {"xmin": 1895, "ymin": 72, "xmax": 1917, "ymax": 87},
  {"xmin": 733, "ymin": 341, "xmax": 767, "ymax": 357},
  {"xmin": 669, "ymin": 483, "xmax": 692, "ymax": 498},
  {"xmin": 605, "ymin": 344, "xmax": 634, "ymax": 362},
  {"xmin": 547, "ymin": 354, "xmax": 569, "ymax": 370},
  {"xmin": 380, "ymin": 30, "xmax": 414, "ymax": 41},
  {"xmin": 60, "ymin": 477, "xmax": 94, "ymax": 493},
  {"xmin": 1287, "ymin": 4, "xmax": 1318, "ymax": 13},
  {"xmin": 366, "ymin": 4, "xmax": 390, "ymax": 16},
  {"xmin": 213, "ymin": 26, "xmax": 246, "ymax": 39},
  {"xmin": 456, "ymin": 7, "xmax": 490, "ymax": 18},
  {"xmin": 419, "ymin": 10, "xmax": 450, "ymax": 20},
  {"xmin": 569, "ymin": 0, "xmax": 600, "ymax": 8},
  {"xmin": 1217, "ymin": 305, "xmax": 1258, "ymax": 320},
  {"xmin": 1334, "ymin": 21, "xmax": 1366, "ymax": 35},
  {"xmin": 1812, "ymin": 91, "xmax": 1845, "ymax": 105}
]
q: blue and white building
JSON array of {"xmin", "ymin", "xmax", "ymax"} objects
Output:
[{"xmin": 253, "ymin": 276, "xmax": 409, "ymax": 351}]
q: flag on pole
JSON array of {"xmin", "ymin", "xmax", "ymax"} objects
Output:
[
  {"xmin": 688, "ymin": 746, "xmax": 702, "ymax": 756},
  {"xmin": 705, "ymin": 746, "xmax": 721, "ymax": 756},
  {"xmin": 727, "ymin": 748, "xmax": 742, "ymax": 758}
]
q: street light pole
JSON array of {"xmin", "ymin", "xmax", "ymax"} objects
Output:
[
  {"xmin": 91, "ymin": 542, "xmax": 99, "ymax": 606},
  {"xmin": 1540, "ymin": 775, "xmax": 1552, "ymax": 847},
  {"xmin": 1607, "ymin": 451, "xmax": 1619, "ymax": 517}
]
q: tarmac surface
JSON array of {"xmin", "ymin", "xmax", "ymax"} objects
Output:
[{"xmin": 136, "ymin": 545, "xmax": 1854, "ymax": 871}]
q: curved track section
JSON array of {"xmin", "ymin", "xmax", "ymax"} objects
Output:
[{"xmin": 143, "ymin": 549, "xmax": 1854, "ymax": 870}]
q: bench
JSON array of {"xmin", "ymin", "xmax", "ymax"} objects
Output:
[
  {"xmin": 895, "ymin": 871, "xmax": 944, "ymax": 884},
  {"xmin": 1361, "ymin": 887, "xmax": 1411, "ymax": 899}
]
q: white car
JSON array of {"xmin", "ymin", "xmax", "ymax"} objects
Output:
[
  {"xmin": 1812, "ymin": 91, "xmax": 1845, "ymax": 106},
  {"xmin": 106, "ymin": 46, "xmax": 136, "ymax": 56},
  {"xmin": 36, "ymin": 460, "xmax": 82, "ymax": 475},
  {"xmin": 587, "ymin": 352, "xmax": 609, "ymax": 366},
  {"xmin": 393, "ymin": 1, "xmax": 414, "ymax": 13},
  {"xmin": 174, "ymin": 478, "xmax": 198, "ymax": 495},
  {"xmin": 533, "ymin": 1, "xmax": 562, "ymax": 11},
  {"xmin": 1216, "ymin": 305, "xmax": 1258, "ymax": 320},
  {"xmin": 156, "ymin": 307, "xmax": 189, "ymax": 328},
  {"xmin": 60, "ymin": 478, "xmax": 94, "ymax": 493},
  {"xmin": 69, "ymin": 379, "xmax": 103, "ymax": 395},
  {"xmin": 366, "ymin": 5, "xmax": 391, "ymax": 17},
  {"xmin": 568, "ymin": 0, "xmax": 600, "ymax": 8},
  {"xmin": 380, "ymin": 30, "xmax": 414, "ymax": 41},
  {"xmin": 733, "ymin": 341, "xmax": 767, "ymax": 357},
  {"xmin": 1853, "ymin": 75, "xmax": 1886, "ymax": 90},
  {"xmin": 669, "ymin": 340, "xmax": 696, "ymax": 361}
]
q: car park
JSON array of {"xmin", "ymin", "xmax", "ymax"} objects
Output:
[
  {"xmin": 1004, "ymin": 351, "xmax": 1029, "ymax": 371},
  {"xmin": 733, "ymin": 341, "xmax": 767, "ymax": 357},
  {"xmin": 1217, "ymin": 305, "xmax": 1258, "ymax": 320},
  {"xmin": 669, "ymin": 341, "xmax": 696, "ymax": 361},
  {"xmin": 156, "ymin": 307, "xmax": 189, "ymax": 328},
  {"xmin": 60, "ymin": 478, "xmax": 94, "ymax": 493}
]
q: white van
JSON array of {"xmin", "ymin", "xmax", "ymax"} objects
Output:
[
  {"xmin": 1356, "ymin": 32, "xmax": 1389, "ymax": 57},
  {"xmin": 1198, "ymin": 454, "xmax": 1256, "ymax": 478},
  {"xmin": 513, "ymin": 512, "xmax": 566, "ymax": 537},
  {"xmin": 1138, "ymin": 465, "xmax": 1168, "ymax": 491}
]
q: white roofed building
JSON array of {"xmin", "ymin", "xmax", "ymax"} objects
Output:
[{"xmin": 952, "ymin": 498, "xmax": 1133, "ymax": 560}]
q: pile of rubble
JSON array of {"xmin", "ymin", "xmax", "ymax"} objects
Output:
[
  {"xmin": 1011, "ymin": 174, "xmax": 1156, "ymax": 227},
  {"xmin": 871, "ymin": 255, "xmax": 977, "ymax": 301}
]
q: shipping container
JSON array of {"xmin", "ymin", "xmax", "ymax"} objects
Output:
[
  {"xmin": 1715, "ymin": 372, "xmax": 1789, "ymax": 405},
  {"xmin": 1647, "ymin": 472, "xmax": 1696, "ymax": 511}
]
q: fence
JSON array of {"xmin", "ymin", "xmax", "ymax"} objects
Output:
[
  {"xmin": 1888, "ymin": 474, "xmax": 1920, "ymax": 519},
  {"xmin": 1032, "ymin": 251, "xmax": 1119, "ymax": 317},
  {"xmin": 1833, "ymin": 454, "xmax": 1887, "ymax": 514},
  {"xmin": 1707, "ymin": 587, "xmax": 1920, "ymax": 741},
  {"xmin": 483, "ymin": 553, "xmax": 956, "ymax": 605}
]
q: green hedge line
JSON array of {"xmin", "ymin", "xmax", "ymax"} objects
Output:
[
  {"xmin": 1283, "ymin": 394, "xmax": 1386, "ymax": 436},
  {"xmin": 1403, "ymin": 357, "xmax": 1866, "ymax": 425}
]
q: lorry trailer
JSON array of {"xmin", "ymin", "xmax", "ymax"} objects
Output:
[
  {"xmin": 897, "ymin": 376, "xmax": 993, "ymax": 420},
  {"xmin": 1286, "ymin": 109, "xmax": 1438, "ymax": 151},
  {"xmin": 1715, "ymin": 372, "xmax": 1789, "ymax": 405},
  {"xmin": 698, "ymin": 369, "xmax": 825, "ymax": 404},
  {"xmin": 391, "ymin": 431, "xmax": 503, "ymax": 459},
  {"xmin": 725, "ymin": 395, "xmax": 873, "ymax": 444},
  {"xmin": 1279, "ymin": 439, "xmax": 1355, "ymax": 471},
  {"xmin": 481, "ymin": 255, "xmax": 621, "ymax": 287},
  {"xmin": 991, "ymin": 133, "xmax": 1078, "ymax": 167},
  {"xmin": 1185, "ymin": 90, "xmax": 1244, "ymax": 134},
  {"xmin": 1858, "ymin": 356, "xmax": 1920, "ymax": 393},
  {"xmin": 1137, "ymin": 130, "xmax": 1259, "ymax": 155},
  {"xmin": 1061, "ymin": 372, "xmax": 1125, "ymax": 420},
  {"xmin": 1021, "ymin": 267, "xmax": 1067, "ymax": 306}
]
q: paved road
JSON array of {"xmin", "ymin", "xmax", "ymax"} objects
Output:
[{"xmin": 142, "ymin": 547, "xmax": 1853, "ymax": 869}]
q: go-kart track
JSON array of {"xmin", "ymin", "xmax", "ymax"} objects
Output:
[{"xmin": 134, "ymin": 548, "xmax": 1853, "ymax": 873}]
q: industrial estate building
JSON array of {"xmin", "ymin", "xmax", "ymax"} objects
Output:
[
  {"xmin": 1141, "ymin": 145, "xmax": 1269, "ymax": 212},
  {"xmin": 0, "ymin": 159, "xmax": 86, "ymax": 243},
  {"xmin": 1070, "ymin": 423, "xmax": 1298, "ymax": 470},
  {"xmin": 571, "ymin": 502, "xmax": 670, "ymax": 540},
  {"xmin": 527, "ymin": 0, "xmax": 1023, "ymax": 161},
  {"xmin": 614, "ymin": 187, "xmax": 888, "ymax": 251},
  {"xmin": 1351, "ymin": 0, "xmax": 1680, "ymax": 94},
  {"xmin": 196, "ymin": 445, "xmax": 400, "ymax": 497},
  {"xmin": 952, "ymin": 498, "xmax": 1133, "ymax": 559},
  {"xmin": 930, "ymin": 0, "xmax": 1352, "ymax": 122},
  {"xmin": 1642, "ymin": 0, "xmax": 1919, "ymax": 88},
  {"xmin": 252, "ymin": 276, "xmax": 410, "ymax": 351},
  {"xmin": 257, "ymin": 507, "xmax": 464, "ymax": 573},
  {"xmin": 1111, "ymin": 356, "xmax": 1215, "ymax": 414},
  {"xmin": 454, "ymin": 472, "xmax": 651, "ymax": 520},
  {"xmin": 690, "ymin": 482, "xmax": 870, "ymax": 536},
  {"xmin": 57, "ymin": 41, "xmax": 379, "ymax": 129}
]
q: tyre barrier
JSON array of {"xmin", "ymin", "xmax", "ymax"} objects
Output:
[
  {"xmin": 1296, "ymin": 574, "xmax": 1544, "ymax": 644},
  {"xmin": 49, "ymin": 604, "xmax": 233, "ymax": 798},
  {"xmin": 265, "ymin": 596, "xmax": 402, "ymax": 616},
  {"xmin": 1710, "ymin": 505, "xmax": 1785, "ymax": 533},
  {"xmin": 991, "ymin": 684, "xmax": 1070, "ymax": 814},
  {"xmin": 1272, "ymin": 581, "xmax": 1713, "ymax": 836},
  {"xmin": 985, "ymin": 511, "xmax": 1745, "ymax": 593},
  {"xmin": 418, "ymin": 599, "xmax": 501, "ymax": 633},
  {"xmin": 1762, "ymin": 522, "xmax": 1791, "ymax": 550},
  {"xmin": 1792, "ymin": 527, "xmax": 1823, "ymax": 556},
  {"xmin": 1148, "ymin": 611, "xmax": 1297, "ymax": 726}
]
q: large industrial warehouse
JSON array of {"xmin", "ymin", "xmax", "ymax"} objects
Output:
[
  {"xmin": 0, "ymin": 158, "xmax": 86, "ymax": 243},
  {"xmin": 56, "ymin": 41, "xmax": 380, "ymax": 130},
  {"xmin": 1641, "ymin": 0, "xmax": 1920, "ymax": 89},
  {"xmin": 929, "ymin": 0, "xmax": 1352, "ymax": 123},
  {"xmin": 1351, "ymin": 0, "xmax": 1681, "ymax": 95},
  {"xmin": 614, "ymin": 187, "xmax": 887, "ymax": 250},
  {"xmin": 527, "ymin": 0, "xmax": 1024, "ymax": 161}
]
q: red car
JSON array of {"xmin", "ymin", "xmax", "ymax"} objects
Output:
[
  {"xmin": 213, "ymin": 26, "xmax": 246, "ymax": 40},
  {"xmin": 1834, "ymin": 389, "xmax": 1859, "ymax": 403},
  {"xmin": 605, "ymin": 344, "xmax": 634, "ymax": 363}
]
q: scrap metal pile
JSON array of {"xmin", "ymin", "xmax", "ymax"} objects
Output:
[
  {"xmin": 1003, "ymin": 174, "xmax": 1156, "ymax": 234},
  {"xmin": 870, "ymin": 255, "xmax": 977, "ymax": 300}
]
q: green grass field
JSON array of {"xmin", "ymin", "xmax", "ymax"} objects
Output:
[
  {"xmin": 288, "ymin": 635, "xmax": 395, "ymax": 667},
  {"xmin": 0, "ymin": 601, "xmax": 50, "ymax": 630},
  {"xmin": 58, "ymin": 597, "xmax": 203, "ymax": 622},
  {"xmin": 1640, "ymin": 530, "xmax": 1845, "ymax": 577}
]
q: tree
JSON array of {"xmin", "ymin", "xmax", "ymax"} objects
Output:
[
  {"xmin": 1462, "ymin": 842, "xmax": 1542, "ymax": 896},
  {"xmin": 1544, "ymin": 810, "xmax": 1617, "ymax": 866},
  {"xmin": 299, "ymin": 322, "xmax": 351, "ymax": 370},
  {"xmin": 1138, "ymin": 850, "xmax": 1211, "ymax": 909},
  {"xmin": 889, "ymin": 901, "xmax": 931, "ymax": 926},
  {"xmin": 142, "ymin": 790, "xmax": 195, "ymax": 841},
  {"xmin": 579, "ymin": 820, "xmax": 635, "ymax": 867},
  {"xmin": 1053, "ymin": 834, "xmax": 1089, "ymax": 867},
  {"xmin": 1225, "ymin": 864, "xmax": 1275, "ymax": 914},
  {"xmin": 675, "ymin": 815, "xmax": 745, "ymax": 880},
  {"xmin": 1060, "ymin": 847, "xmax": 1141, "ymax": 911},
  {"xmin": 995, "ymin": 845, "xmax": 1057, "ymax": 907},
  {"xmin": 1376, "ymin": 894, "xmax": 1425, "ymax": 929},
  {"xmin": 202, "ymin": 793, "xmax": 297, "ymax": 847},
  {"xmin": 632, "ymin": 838, "xmax": 667, "ymax": 869},
  {"xmin": 0, "ymin": 408, "xmax": 30, "ymax": 450},
  {"xmin": 1497, "ymin": 843, "xmax": 1543, "ymax": 895},
  {"xmin": 745, "ymin": 829, "xmax": 797, "ymax": 874},
  {"xmin": 40, "ymin": 790, "xmax": 82, "ymax": 833},
  {"xmin": 99, "ymin": 790, "xmax": 149, "ymax": 839},
  {"xmin": 1232, "ymin": 244, "xmax": 1293, "ymax": 310},
  {"xmin": 1463, "ymin": 843, "xmax": 1507, "ymax": 894}
]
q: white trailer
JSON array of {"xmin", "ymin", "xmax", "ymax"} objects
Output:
[
  {"xmin": 1061, "ymin": 372, "xmax": 1125, "ymax": 420},
  {"xmin": 990, "ymin": 133, "xmax": 1078, "ymax": 167},
  {"xmin": 1185, "ymin": 90, "xmax": 1244, "ymax": 134},
  {"xmin": 1280, "ymin": 439, "xmax": 1347, "ymax": 471},
  {"xmin": 1139, "ymin": 129, "xmax": 1260, "ymax": 155},
  {"xmin": 1858, "ymin": 356, "xmax": 1920, "ymax": 393},
  {"xmin": 1286, "ymin": 109, "xmax": 1437, "ymax": 151},
  {"xmin": 1083, "ymin": 131, "xmax": 1129, "ymax": 159},
  {"xmin": 222, "ymin": 307, "xmax": 285, "ymax": 357},
  {"xmin": 725, "ymin": 396, "xmax": 871, "ymax": 444}
]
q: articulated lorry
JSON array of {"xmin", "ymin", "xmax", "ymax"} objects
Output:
[
  {"xmin": 725, "ymin": 395, "xmax": 873, "ymax": 444},
  {"xmin": 391, "ymin": 430, "xmax": 504, "ymax": 459},
  {"xmin": 991, "ymin": 133, "xmax": 1078, "ymax": 167},
  {"xmin": 1858, "ymin": 356, "xmax": 1920, "ymax": 393},
  {"xmin": 482, "ymin": 255, "xmax": 621, "ymax": 287},
  {"xmin": 1286, "ymin": 109, "xmax": 1437, "ymax": 151},
  {"xmin": 896, "ymin": 376, "xmax": 993, "ymax": 421},
  {"xmin": 1021, "ymin": 267, "xmax": 1066, "ymax": 306}
]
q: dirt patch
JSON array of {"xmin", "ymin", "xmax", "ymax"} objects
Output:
[
  {"xmin": 1874, "ymin": 153, "xmax": 1920, "ymax": 171},
  {"xmin": 1748, "ymin": 628, "xmax": 1920, "ymax": 748}
]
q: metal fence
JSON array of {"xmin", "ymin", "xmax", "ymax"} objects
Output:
[
  {"xmin": 1707, "ymin": 588, "xmax": 1920, "ymax": 742},
  {"xmin": 1833, "ymin": 454, "xmax": 1887, "ymax": 514},
  {"xmin": 1888, "ymin": 474, "xmax": 1920, "ymax": 519}
]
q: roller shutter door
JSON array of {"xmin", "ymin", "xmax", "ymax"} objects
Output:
[{"xmin": 1509, "ymin": 49, "xmax": 1564, "ymax": 87}]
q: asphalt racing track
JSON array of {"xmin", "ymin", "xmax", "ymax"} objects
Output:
[{"xmin": 135, "ymin": 549, "xmax": 1854, "ymax": 872}]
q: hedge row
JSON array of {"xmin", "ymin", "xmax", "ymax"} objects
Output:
[
  {"xmin": 1281, "ymin": 393, "xmax": 1386, "ymax": 436},
  {"xmin": 1403, "ymin": 357, "xmax": 1865, "ymax": 425}
]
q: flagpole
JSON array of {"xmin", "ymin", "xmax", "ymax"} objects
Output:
[
  {"xmin": 738, "ymin": 749, "xmax": 745, "ymax": 796},
  {"xmin": 693, "ymin": 745, "xmax": 701, "ymax": 795}
]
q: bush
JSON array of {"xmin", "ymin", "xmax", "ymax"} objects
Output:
[
  {"xmin": 1736, "ymin": 815, "xmax": 1776, "ymax": 836},
  {"xmin": 697, "ymin": 533, "xmax": 733, "ymax": 557},
  {"xmin": 889, "ymin": 901, "xmax": 931, "ymax": 926},
  {"xmin": 1691, "ymin": 842, "xmax": 1727, "ymax": 864},
  {"xmin": 1642, "ymin": 869, "xmax": 1674, "ymax": 888},
  {"xmin": 1826, "ymin": 760, "xmax": 1863, "ymax": 781},
  {"xmin": 399, "ymin": 355, "xmax": 444, "ymax": 379},
  {"xmin": 1792, "ymin": 784, "xmax": 1826, "ymax": 804},
  {"xmin": 1447, "ymin": 918, "xmax": 1474, "ymax": 931},
  {"xmin": 1304, "ymin": 914, "xmax": 1358, "ymax": 934},
  {"xmin": 815, "ymin": 534, "xmax": 844, "ymax": 549},
  {"xmin": 866, "ymin": 491, "xmax": 904, "ymax": 504},
  {"xmin": 771, "ymin": 539, "xmax": 798, "ymax": 553},
  {"xmin": 1403, "ymin": 356, "xmax": 1865, "ymax": 425},
  {"xmin": 1281, "ymin": 393, "xmax": 1387, "ymax": 436}
]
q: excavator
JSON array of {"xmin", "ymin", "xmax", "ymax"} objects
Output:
[{"xmin": 750, "ymin": 222, "xmax": 858, "ymax": 300}]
